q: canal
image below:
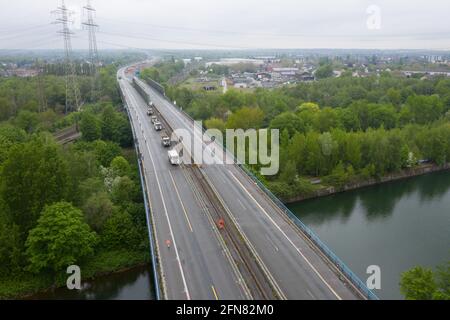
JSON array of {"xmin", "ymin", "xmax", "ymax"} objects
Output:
[
  {"xmin": 289, "ymin": 170, "xmax": 450, "ymax": 299},
  {"xmin": 29, "ymin": 265, "xmax": 154, "ymax": 300}
]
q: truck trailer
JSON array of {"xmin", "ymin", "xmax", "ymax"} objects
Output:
[{"xmin": 168, "ymin": 149, "xmax": 181, "ymax": 165}]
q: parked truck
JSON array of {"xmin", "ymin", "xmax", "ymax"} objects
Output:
[
  {"xmin": 168, "ymin": 149, "xmax": 181, "ymax": 165},
  {"xmin": 150, "ymin": 115, "xmax": 158, "ymax": 124}
]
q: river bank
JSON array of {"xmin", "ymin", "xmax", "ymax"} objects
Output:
[
  {"xmin": 26, "ymin": 264, "xmax": 154, "ymax": 300},
  {"xmin": 0, "ymin": 249, "xmax": 149, "ymax": 299},
  {"xmin": 285, "ymin": 163, "xmax": 450, "ymax": 204}
]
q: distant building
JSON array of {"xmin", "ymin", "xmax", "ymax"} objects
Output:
[
  {"xmin": 234, "ymin": 82, "xmax": 248, "ymax": 89},
  {"xmin": 206, "ymin": 58, "xmax": 264, "ymax": 67},
  {"xmin": 272, "ymin": 67, "xmax": 299, "ymax": 76},
  {"xmin": 9, "ymin": 68, "xmax": 39, "ymax": 78},
  {"xmin": 297, "ymin": 72, "xmax": 315, "ymax": 82}
]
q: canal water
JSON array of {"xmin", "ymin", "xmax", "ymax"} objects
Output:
[
  {"xmin": 29, "ymin": 265, "xmax": 154, "ymax": 300},
  {"xmin": 288, "ymin": 170, "xmax": 450, "ymax": 299}
]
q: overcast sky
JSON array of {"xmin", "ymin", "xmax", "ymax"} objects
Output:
[{"xmin": 1, "ymin": 0, "xmax": 450, "ymax": 50}]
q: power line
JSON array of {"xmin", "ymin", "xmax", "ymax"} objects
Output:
[
  {"xmin": 0, "ymin": 23, "xmax": 54, "ymax": 36},
  {"xmin": 0, "ymin": 33, "xmax": 60, "ymax": 49},
  {"xmin": 97, "ymin": 30, "xmax": 255, "ymax": 50},
  {"xmin": 0, "ymin": 24, "xmax": 57, "ymax": 41}
]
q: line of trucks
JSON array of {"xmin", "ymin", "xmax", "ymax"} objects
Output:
[{"xmin": 147, "ymin": 102, "xmax": 181, "ymax": 165}]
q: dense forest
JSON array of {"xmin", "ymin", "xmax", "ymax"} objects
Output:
[
  {"xmin": 163, "ymin": 72, "xmax": 450, "ymax": 200},
  {"xmin": 0, "ymin": 63, "xmax": 149, "ymax": 298}
]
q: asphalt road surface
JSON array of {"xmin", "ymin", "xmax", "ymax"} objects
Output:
[
  {"xmin": 119, "ymin": 67, "xmax": 362, "ymax": 300},
  {"xmin": 119, "ymin": 69, "xmax": 250, "ymax": 300}
]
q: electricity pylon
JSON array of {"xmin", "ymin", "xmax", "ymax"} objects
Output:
[
  {"xmin": 52, "ymin": 0, "xmax": 81, "ymax": 113},
  {"xmin": 82, "ymin": 0, "xmax": 99, "ymax": 101}
]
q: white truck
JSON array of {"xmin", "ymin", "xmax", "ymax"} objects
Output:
[{"xmin": 168, "ymin": 149, "xmax": 181, "ymax": 165}]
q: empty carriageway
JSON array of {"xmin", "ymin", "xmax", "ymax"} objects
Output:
[
  {"xmin": 132, "ymin": 75, "xmax": 370, "ymax": 300},
  {"xmin": 119, "ymin": 74, "xmax": 250, "ymax": 300}
]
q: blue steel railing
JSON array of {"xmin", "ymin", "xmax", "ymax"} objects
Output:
[
  {"xmin": 135, "ymin": 76, "xmax": 379, "ymax": 300},
  {"xmin": 120, "ymin": 85, "xmax": 162, "ymax": 300},
  {"xmin": 238, "ymin": 165, "xmax": 380, "ymax": 300}
]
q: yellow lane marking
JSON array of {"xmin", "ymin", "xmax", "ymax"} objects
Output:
[{"xmin": 211, "ymin": 285, "xmax": 219, "ymax": 300}]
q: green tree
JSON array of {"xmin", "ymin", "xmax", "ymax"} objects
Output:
[
  {"xmin": 93, "ymin": 140, "xmax": 122, "ymax": 167},
  {"xmin": 101, "ymin": 105, "xmax": 118, "ymax": 141},
  {"xmin": 279, "ymin": 160, "xmax": 297, "ymax": 185},
  {"xmin": 14, "ymin": 110, "xmax": 39, "ymax": 133},
  {"xmin": 270, "ymin": 112, "xmax": 304, "ymax": 137},
  {"xmin": 0, "ymin": 96, "xmax": 14, "ymax": 121},
  {"xmin": 400, "ymin": 266, "xmax": 437, "ymax": 300},
  {"xmin": 226, "ymin": 107, "xmax": 264, "ymax": 130},
  {"xmin": 79, "ymin": 112, "xmax": 101, "ymax": 142},
  {"xmin": 83, "ymin": 192, "xmax": 115, "ymax": 232},
  {"xmin": 25, "ymin": 202, "xmax": 97, "ymax": 273},
  {"xmin": 434, "ymin": 262, "xmax": 450, "ymax": 299},
  {"xmin": 111, "ymin": 176, "xmax": 136, "ymax": 205},
  {"xmin": 386, "ymin": 88, "xmax": 402, "ymax": 106},
  {"xmin": 315, "ymin": 63, "xmax": 334, "ymax": 79},
  {"xmin": 0, "ymin": 209, "xmax": 22, "ymax": 274},
  {"xmin": 101, "ymin": 211, "xmax": 140, "ymax": 249},
  {"xmin": 316, "ymin": 108, "xmax": 341, "ymax": 132},
  {"xmin": 205, "ymin": 117, "xmax": 226, "ymax": 132},
  {"xmin": 110, "ymin": 156, "xmax": 131, "ymax": 177},
  {"xmin": 0, "ymin": 138, "xmax": 69, "ymax": 237},
  {"xmin": 406, "ymin": 95, "xmax": 444, "ymax": 124}
]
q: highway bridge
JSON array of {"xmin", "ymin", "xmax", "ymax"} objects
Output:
[{"xmin": 117, "ymin": 64, "xmax": 378, "ymax": 300}]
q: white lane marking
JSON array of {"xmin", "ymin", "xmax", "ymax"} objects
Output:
[
  {"xmin": 307, "ymin": 290, "xmax": 316, "ymax": 299},
  {"xmin": 227, "ymin": 169, "xmax": 342, "ymax": 300},
  {"xmin": 127, "ymin": 84, "xmax": 191, "ymax": 300},
  {"xmin": 237, "ymin": 198, "xmax": 246, "ymax": 211},
  {"xmin": 265, "ymin": 234, "xmax": 279, "ymax": 252},
  {"xmin": 169, "ymin": 170, "xmax": 194, "ymax": 233}
]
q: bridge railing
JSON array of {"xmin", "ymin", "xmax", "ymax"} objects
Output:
[
  {"xmin": 135, "ymin": 76, "xmax": 379, "ymax": 300},
  {"xmin": 119, "ymin": 83, "xmax": 163, "ymax": 300},
  {"xmin": 238, "ymin": 165, "xmax": 379, "ymax": 300}
]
